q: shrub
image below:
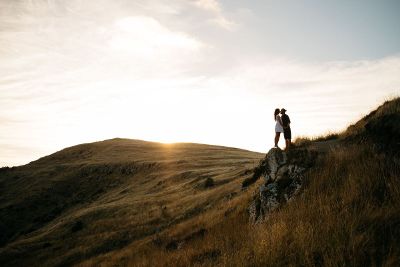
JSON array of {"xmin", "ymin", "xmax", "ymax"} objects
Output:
[
  {"xmin": 204, "ymin": 177, "xmax": 214, "ymax": 188},
  {"xmin": 71, "ymin": 221, "xmax": 84, "ymax": 232}
]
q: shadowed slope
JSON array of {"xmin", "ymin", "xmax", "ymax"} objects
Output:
[{"xmin": 343, "ymin": 97, "xmax": 400, "ymax": 153}]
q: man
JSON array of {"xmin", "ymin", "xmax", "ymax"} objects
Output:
[{"xmin": 281, "ymin": 108, "xmax": 291, "ymax": 150}]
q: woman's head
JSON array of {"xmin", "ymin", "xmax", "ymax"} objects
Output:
[{"xmin": 274, "ymin": 108, "xmax": 280, "ymax": 119}]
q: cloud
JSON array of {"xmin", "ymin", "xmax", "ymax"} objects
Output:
[
  {"xmin": 194, "ymin": 0, "xmax": 221, "ymax": 12},
  {"xmin": 193, "ymin": 0, "xmax": 236, "ymax": 30},
  {"xmin": 110, "ymin": 16, "xmax": 201, "ymax": 56}
]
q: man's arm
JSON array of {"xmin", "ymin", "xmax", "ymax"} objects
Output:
[{"xmin": 288, "ymin": 116, "xmax": 291, "ymax": 128}]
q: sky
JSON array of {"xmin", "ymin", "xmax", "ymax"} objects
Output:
[{"xmin": 1, "ymin": 0, "xmax": 399, "ymax": 167}]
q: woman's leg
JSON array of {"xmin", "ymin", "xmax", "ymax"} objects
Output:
[{"xmin": 274, "ymin": 132, "xmax": 280, "ymax": 147}]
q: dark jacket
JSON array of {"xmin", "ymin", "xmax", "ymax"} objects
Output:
[{"xmin": 282, "ymin": 114, "xmax": 291, "ymax": 128}]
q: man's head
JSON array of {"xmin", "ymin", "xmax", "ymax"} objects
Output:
[{"xmin": 280, "ymin": 108, "xmax": 287, "ymax": 114}]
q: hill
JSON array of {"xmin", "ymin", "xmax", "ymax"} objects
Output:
[
  {"xmin": 0, "ymin": 139, "xmax": 263, "ymax": 266},
  {"xmin": 0, "ymin": 97, "xmax": 399, "ymax": 267},
  {"xmin": 343, "ymin": 97, "xmax": 400, "ymax": 154},
  {"xmin": 121, "ymin": 97, "xmax": 398, "ymax": 267}
]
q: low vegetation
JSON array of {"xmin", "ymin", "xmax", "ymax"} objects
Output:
[
  {"xmin": 118, "ymin": 144, "xmax": 398, "ymax": 267},
  {"xmin": 294, "ymin": 132, "xmax": 340, "ymax": 146},
  {"xmin": 0, "ymin": 140, "xmax": 262, "ymax": 266}
]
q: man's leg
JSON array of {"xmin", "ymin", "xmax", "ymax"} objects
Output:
[
  {"xmin": 284, "ymin": 128, "xmax": 292, "ymax": 150},
  {"xmin": 286, "ymin": 139, "xmax": 291, "ymax": 149}
]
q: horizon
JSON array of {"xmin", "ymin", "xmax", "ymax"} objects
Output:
[
  {"xmin": 1, "ymin": 0, "xmax": 400, "ymax": 167},
  {"xmin": 0, "ymin": 97, "xmax": 396, "ymax": 167}
]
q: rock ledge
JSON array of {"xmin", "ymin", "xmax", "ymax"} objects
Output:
[{"xmin": 247, "ymin": 148, "xmax": 317, "ymax": 221}]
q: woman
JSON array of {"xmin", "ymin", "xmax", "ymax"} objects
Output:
[{"xmin": 274, "ymin": 108, "xmax": 284, "ymax": 148}]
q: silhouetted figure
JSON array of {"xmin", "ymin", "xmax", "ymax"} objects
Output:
[
  {"xmin": 281, "ymin": 108, "xmax": 291, "ymax": 150},
  {"xmin": 274, "ymin": 108, "xmax": 284, "ymax": 148}
]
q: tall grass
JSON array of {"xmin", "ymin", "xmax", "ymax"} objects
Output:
[
  {"xmin": 343, "ymin": 96, "xmax": 400, "ymax": 138},
  {"xmin": 294, "ymin": 132, "xmax": 340, "ymax": 147},
  {"xmin": 244, "ymin": 145, "xmax": 400, "ymax": 267},
  {"xmin": 118, "ymin": 144, "xmax": 400, "ymax": 266}
]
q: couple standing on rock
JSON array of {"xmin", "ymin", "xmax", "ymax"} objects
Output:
[{"xmin": 274, "ymin": 108, "xmax": 291, "ymax": 150}]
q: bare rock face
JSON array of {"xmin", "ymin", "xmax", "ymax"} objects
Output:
[{"xmin": 248, "ymin": 148, "xmax": 317, "ymax": 222}]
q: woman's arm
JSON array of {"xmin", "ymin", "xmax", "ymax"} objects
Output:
[{"xmin": 278, "ymin": 116, "xmax": 283, "ymax": 126}]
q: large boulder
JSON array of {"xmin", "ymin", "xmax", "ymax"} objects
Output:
[{"xmin": 248, "ymin": 148, "xmax": 317, "ymax": 221}]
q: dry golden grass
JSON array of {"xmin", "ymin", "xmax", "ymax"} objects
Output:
[
  {"xmin": 0, "ymin": 139, "xmax": 263, "ymax": 266},
  {"xmin": 1, "ymin": 97, "xmax": 399, "ymax": 266},
  {"xmin": 343, "ymin": 96, "xmax": 400, "ymax": 139},
  {"xmin": 294, "ymin": 132, "xmax": 339, "ymax": 147},
  {"xmin": 102, "ymin": 144, "xmax": 399, "ymax": 267}
]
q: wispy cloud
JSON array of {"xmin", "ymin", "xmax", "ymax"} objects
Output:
[
  {"xmin": 194, "ymin": 0, "xmax": 221, "ymax": 12},
  {"xmin": 193, "ymin": 0, "xmax": 236, "ymax": 30},
  {"xmin": 110, "ymin": 16, "xmax": 201, "ymax": 56}
]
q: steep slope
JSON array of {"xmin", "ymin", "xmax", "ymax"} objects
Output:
[
  {"xmin": 343, "ymin": 97, "xmax": 400, "ymax": 153},
  {"xmin": 0, "ymin": 139, "xmax": 263, "ymax": 266}
]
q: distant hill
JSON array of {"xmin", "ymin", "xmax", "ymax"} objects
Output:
[{"xmin": 0, "ymin": 139, "xmax": 262, "ymax": 266}]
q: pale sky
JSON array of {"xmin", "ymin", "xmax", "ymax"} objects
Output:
[{"xmin": 1, "ymin": 0, "xmax": 399, "ymax": 167}]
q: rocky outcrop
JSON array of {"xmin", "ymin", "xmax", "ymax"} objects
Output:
[{"xmin": 248, "ymin": 148, "xmax": 317, "ymax": 221}]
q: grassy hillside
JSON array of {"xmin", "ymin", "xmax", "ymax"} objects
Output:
[
  {"xmin": 0, "ymin": 139, "xmax": 263, "ymax": 266},
  {"xmin": 343, "ymin": 97, "xmax": 400, "ymax": 155},
  {"xmin": 102, "ymin": 97, "xmax": 398, "ymax": 267},
  {"xmin": 1, "ymin": 97, "xmax": 399, "ymax": 267},
  {"xmin": 111, "ymin": 144, "xmax": 399, "ymax": 267},
  {"xmin": 295, "ymin": 97, "xmax": 400, "ymax": 153}
]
